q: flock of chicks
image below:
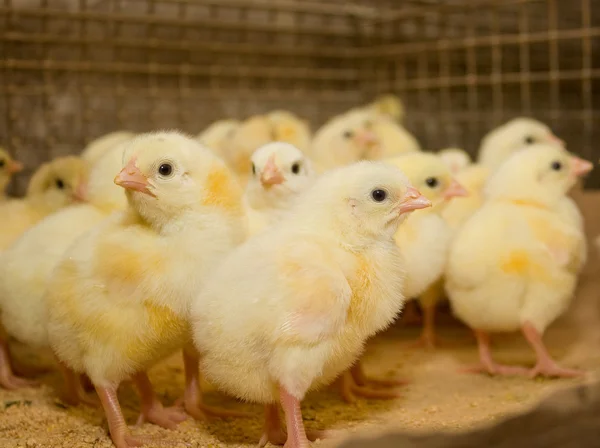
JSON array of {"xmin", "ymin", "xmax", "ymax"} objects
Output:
[{"xmin": 0, "ymin": 93, "xmax": 594, "ymax": 448}]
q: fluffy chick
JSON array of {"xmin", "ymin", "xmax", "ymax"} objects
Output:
[
  {"xmin": 244, "ymin": 142, "xmax": 316, "ymax": 237},
  {"xmin": 447, "ymin": 144, "xmax": 592, "ymax": 378},
  {"xmin": 0, "ymin": 145, "xmax": 127, "ymax": 392},
  {"xmin": 371, "ymin": 114, "xmax": 421, "ymax": 158},
  {"xmin": 46, "ymin": 132, "xmax": 247, "ymax": 448},
  {"xmin": 192, "ymin": 161, "xmax": 430, "ymax": 448},
  {"xmin": 478, "ymin": 117, "xmax": 563, "ymax": 171},
  {"xmin": 366, "ymin": 93, "xmax": 405, "ymax": 123},
  {"xmin": 0, "ymin": 156, "xmax": 89, "ymax": 250},
  {"xmin": 310, "ymin": 109, "xmax": 380, "ymax": 171},
  {"xmin": 80, "ymin": 131, "xmax": 136, "ymax": 166},
  {"xmin": 439, "ymin": 148, "xmax": 472, "ymax": 175},
  {"xmin": 267, "ymin": 110, "xmax": 312, "ymax": 154},
  {"xmin": 197, "ymin": 119, "xmax": 240, "ymax": 155},
  {"xmin": 0, "ymin": 147, "xmax": 24, "ymax": 201}
]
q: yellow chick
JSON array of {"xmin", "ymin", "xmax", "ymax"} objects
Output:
[
  {"xmin": 0, "ymin": 147, "xmax": 24, "ymax": 201},
  {"xmin": 0, "ymin": 145, "xmax": 127, "ymax": 393},
  {"xmin": 366, "ymin": 93, "xmax": 405, "ymax": 123},
  {"xmin": 478, "ymin": 117, "xmax": 563, "ymax": 171},
  {"xmin": 46, "ymin": 132, "xmax": 247, "ymax": 448},
  {"xmin": 371, "ymin": 114, "xmax": 421, "ymax": 158},
  {"xmin": 446, "ymin": 144, "xmax": 592, "ymax": 377},
  {"xmin": 438, "ymin": 147, "xmax": 472, "ymax": 175},
  {"xmin": 266, "ymin": 110, "xmax": 312, "ymax": 154},
  {"xmin": 244, "ymin": 142, "xmax": 316, "ymax": 237},
  {"xmin": 222, "ymin": 114, "xmax": 273, "ymax": 184},
  {"xmin": 80, "ymin": 130, "xmax": 136, "ymax": 166},
  {"xmin": 310, "ymin": 109, "xmax": 380, "ymax": 171},
  {"xmin": 0, "ymin": 156, "xmax": 89, "ymax": 250},
  {"xmin": 192, "ymin": 161, "xmax": 431, "ymax": 447},
  {"xmin": 197, "ymin": 119, "xmax": 240, "ymax": 155}
]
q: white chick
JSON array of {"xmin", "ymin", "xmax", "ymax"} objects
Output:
[
  {"xmin": 192, "ymin": 161, "xmax": 431, "ymax": 448},
  {"xmin": 0, "ymin": 147, "xmax": 23, "ymax": 201},
  {"xmin": 244, "ymin": 142, "xmax": 316, "ymax": 237},
  {"xmin": 438, "ymin": 148, "xmax": 472, "ymax": 175},
  {"xmin": 80, "ymin": 130, "xmax": 136, "ymax": 166},
  {"xmin": 46, "ymin": 132, "xmax": 247, "ymax": 448},
  {"xmin": 447, "ymin": 144, "xmax": 592, "ymax": 377},
  {"xmin": 310, "ymin": 109, "xmax": 380, "ymax": 171},
  {"xmin": 197, "ymin": 119, "xmax": 240, "ymax": 155},
  {"xmin": 267, "ymin": 110, "xmax": 312, "ymax": 154},
  {"xmin": 0, "ymin": 145, "xmax": 127, "ymax": 392}
]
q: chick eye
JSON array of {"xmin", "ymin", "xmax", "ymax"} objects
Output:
[
  {"xmin": 55, "ymin": 179, "xmax": 64, "ymax": 189},
  {"xmin": 524, "ymin": 135, "xmax": 536, "ymax": 145},
  {"xmin": 551, "ymin": 161, "xmax": 562, "ymax": 171},
  {"xmin": 158, "ymin": 163, "xmax": 173, "ymax": 177},
  {"xmin": 251, "ymin": 163, "xmax": 256, "ymax": 175},
  {"xmin": 0, "ymin": 160, "xmax": 4, "ymax": 168},
  {"xmin": 371, "ymin": 189, "xmax": 387, "ymax": 202},
  {"xmin": 343, "ymin": 130, "xmax": 354, "ymax": 139},
  {"xmin": 291, "ymin": 162, "xmax": 301, "ymax": 175},
  {"xmin": 425, "ymin": 177, "xmax": 439, "ymax": 188}
]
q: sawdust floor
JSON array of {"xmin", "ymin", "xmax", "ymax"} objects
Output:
[{"xmin": 2, "ymin": 191, "xmax": 600, "ymax": 448}]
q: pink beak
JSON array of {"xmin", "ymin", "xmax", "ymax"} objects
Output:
[
  {"xmin": 7, "ymin": 160, "xmax": 23, "ymax": 174},
  {"xmin": 72, "ymin": 181, "xmax": 88, "ymax": 202},
  {"xmin": 549, "ymin": 134, "xmax": 565, "ymax": 147},
  {"xmin": 114, "ymin": 157, "xmax": 156, "ymax": 198},
  {"xmin": 570, "ymin": 156, "xmax": 593, "ymax": 177},
  {"xmin": 355, "ymin": 130, "xmax": 379, "ymax": 148},
  {"xmin": 260, "ymin": 155, "xmax": 285, "ymax": 187},
  {"xmin": 442, "ymin": 179, "xmax": 469, "ymax": 200},
  {"xmin": 397, "ymin": 186, "xmax": 432, "ymax": 214}
]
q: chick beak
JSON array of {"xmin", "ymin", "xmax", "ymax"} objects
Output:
[
  {"xmin": 442, "ymin": 179, "xmax": 469, "ymax": 200},
  {"xmin": 549, "ymin": 134, "xmax": 565, "ymax": 147},
  {"xmin": 72, "ymin": 181, "xmax": 88, "ymax": 202},
  {"xmin": 355, "ymin": 130, "xmax": 379, "ymax": 148},
  {"xmin": 7, "ymin": 160, "xmax": 23, "ymax": 174},
  {"xmin": 114, "ymin": 158, "xmax": 156, "ymax": 198},
  {"xmin": 570, "ymin": 156, "xmax": 593, "ymax": 177},
  {"xmin": 397, "ymin": 186, "xmax": 432, "ymax": 214},
  {"xmin": 260, "ymin": 155, "xmax": 285, "ymax": 187}
]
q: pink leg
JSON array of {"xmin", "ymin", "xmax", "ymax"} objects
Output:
[
  {"xmin": 461, "ymin": 330, "xmax": 528, "ymax": 376},
  {"xmin": 258, "ymin": 403, "xmax": 327, "ymax": 447},
  {"xmin": 132, "ymin": 372, "xmax": 187, "ymax": 430},
  {"xmin": 57, "ymin": 360, "xmax": 97, "ymax": 407},
  {"xmin": 279, "ymin": 387, "xmax": 309, "ymax": 448},
  {"xmin": 409, "ymin": 304, "xmax": 440, "ymax": 349},
  {"xmin": 522, "ymin": 322, "xmax": 584, "ymax": 378},
  {"xmin": 0, "ymin": 336, "xmax": 37, "ymax": 390},
  {"xmin": 181, "ymin": 347, "xmax": 250, "ymax": 420}
]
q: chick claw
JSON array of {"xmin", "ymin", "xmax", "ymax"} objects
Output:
[
  {"xmin": 350, "ymin": 363, "xmax": 407, "ymax": 389},
  {"xmin": 339, "ymin": 371, "xmax": 402, "ymax": 404},
  {"xmin": 528, "ymin": 360, "xmax": 585, "ymax": 379},
  {"xmin": 136, "ymin": 404, "xmax": 187, "ymax": 430},
  {"xmin": 460, "ymin": 362, "xmax": 529, "ymax": 376}
]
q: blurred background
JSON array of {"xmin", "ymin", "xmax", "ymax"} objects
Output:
[{"xmin": 1, "ymin": 0, "xmax": 599, "ymax": 192}]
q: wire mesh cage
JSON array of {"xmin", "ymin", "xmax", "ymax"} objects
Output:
[{"xmin": 1, "ymin": 0, "xmax": 599, "ymax": 193}]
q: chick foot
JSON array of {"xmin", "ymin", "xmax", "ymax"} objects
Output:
[
  {"xmin": 462, "ymin": 329, "xmax": 528, "ymax": 377},
  {"xmin": 338, "ymin": 370, "xmax": 402, "ymax": 404},
  {"xmin": 258, "ymin": 404, "xmax": 328, "ymax": 447},
  {"xmin": 133, "ymin": 372, "xmax": 187, "ymax": 430},
  {"xmin": 522, "ymin": 322, "xmax": 584, "ymax": 379},
  {"xmin": 350, "ymin": 362, "xmax": 407, "ymax": 389},
  {"xmin": 0, "ymin": 340, "xmax": 38, "ymax": 390}
]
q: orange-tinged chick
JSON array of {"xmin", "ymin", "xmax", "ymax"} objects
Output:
[
  {"xmin": 0, "ymin": 156, "xmax": 89, "ymax": 250},
  {"xmin": 192, "ymin": 161, "xmax": 431, "ymax": 448},
  {"xmin": 447, "ymin": 144, "xmax": 592, "ymax": 378},
  {"xmin": 46, "ymin": 131, "xmax": 247, "ymax": 448},
  {"xmin": 80, "ymin": 130, "xmax": 136, "ymax": 166},
  {"xmin": 0, "ymin": 147, "xmax": 23, "ymax": 201},
  {"xmin": 266, "ymin": 110, "xmax": 312, "ymax": 154}
]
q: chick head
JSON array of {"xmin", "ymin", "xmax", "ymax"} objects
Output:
[
  {"xmin": 336, "ymin": 110, "xmax": 381, "ymax": 161},
  {"xmin": 0, "ymin": 147, "xmax": 23, "ymax": 192},
  {"xmin": 27, "ymin": 156, "xmax": 89, "ymax": 207},
  {"xmin": 115, "ymin": 131, "xmax": 243, "ymax": 226},
  {"xmin": 479, "ymin": 117, "xmax": 563, "ymax": 170},
  {"xmin": 386, "ymin": 153, "xmax": 468, "ymax": 212},
  {"xmin": 485, "ymin": 143, "xmax": 593, "ymax": 206},
  {"xmin": 224, "ymin": 115, "xmax": 273, "ymax": 177},
  {"xmin": 438, "ymin": 148, "xmax": 472, "ymax": 174}
]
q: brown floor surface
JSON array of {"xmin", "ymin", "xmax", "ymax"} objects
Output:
[{"xmin": 1, "ymin": 190, "xmax": 599, "ymax": 448}]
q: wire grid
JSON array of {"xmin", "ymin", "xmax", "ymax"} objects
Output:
[{"xmin": 1, "ymin": 0, "xmax": 599, "ymax": 192}]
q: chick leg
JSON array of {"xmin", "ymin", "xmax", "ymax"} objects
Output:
[
  {"xmin": 279, "ymin": 386, "xmax": 310, "ymax": 448},
  {"xmin": 132, "ymin": 372, "xmax": 187, "ymax": 430},
  {"xmin": 258, "ymin": 403, "xmax": 328, "ymax": 447},
  {"xmin": 57, "ymin": 361, "xmax": 98, "ymax": 407},
  {"xmin": 0, "ymin": 336, "xmax": 37, "ymax": 390},
  {"xmin": 410, "ymin": 282, "xmax": 448, "ymax": 349},
  {"xmin": 462, "ymin": 330, "xmax": 528, "ymax": 376},
  {"xmin": 522, "ymin": 322, "xmax": 584, "ymax": 378},
  {"xmin": 181, "ymin": 346, "xmax": 251, "ymax": 420},
  {"xmin": 338, "ymin": 368, "xmax": 402, "ymax": 404}
]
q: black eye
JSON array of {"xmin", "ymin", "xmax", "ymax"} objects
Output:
[
  {"xmin": 55, "ymin": 179, "xmax": 64, "ymax": 189},
  {"xmin": 425, "ymin": 177, "xmax": 439, "ymax": 188},
  {"xmin": 0, "ymin": 160, "xmax": 4, "ymax": 168},
  {"xmin": 251, "ymin": 163, "xmax": 256, "ymax": 175},
  {"xmin": 158, "ymin": 163, "xmax": 173, "ymax": 176},
  {"xmin": 371, "ymin": 189, "xmax": 387, "ymax": 202},
  {"xmin": 525, "ymin": 136, "xmax": 536, "ymax": 144},
  {"xmin": 343, "ymin": 131, "xmax": 354, "ymax": 139},
  {"xmin": 291, "ymin": 162, "xmax": 301, "ymax": 174},
  {"xmin": 551, "ymin": 161, "xmax": 562, "ymax": 171}
]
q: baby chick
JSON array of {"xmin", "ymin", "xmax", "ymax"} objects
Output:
[
  {"xmin": 244, "ymin": 142, "xmax": 316, "ymax": 237},
  {"xmin": 46, "ymin": 132, "xmax": 247, "ymax": 448},
  {"xmin": 366, "ymin": 93, "xmax": 405, "ymax": 123},
  {"xmin": 310, "ymin": 109, "xmax": 380, "ymax": 171},
  {"xmin": 478, "ymin": 117, "xmax": 563, "ymax": 171},
  {"xmin": 0, "ymin": 145, "xmax": 127, "ymax": 392},
  {"xmin": 0, "ymin": 156, "xmax": 89, "ymax": 250},
  {"xmin": 267, "ymin": 110, "xmax": 312, "ymax": 154},
  {"xmin": 371, "ymin": 114, "xmax": 421, "ymax": 158},
  {"xmin": 446, "ymin": 144, "xmax": 592, "ymax": 377},
  {"xmin": 80, "ymin": 131, "xmax": 136, "ymax": 166},
  {"xmin": 192, "ymin": 161, "xmax": 430, "ymax": 448},
  {"xmin": 197, "ymin": 119, "xmax": 240, "ymax": 155},
  {"xmin": 438, "ymin": 148, "xmax": 472, "ymax": 175},
  {"xmin": 0, "ymin": 147, "xmax": 23, "ymax": 201}
]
